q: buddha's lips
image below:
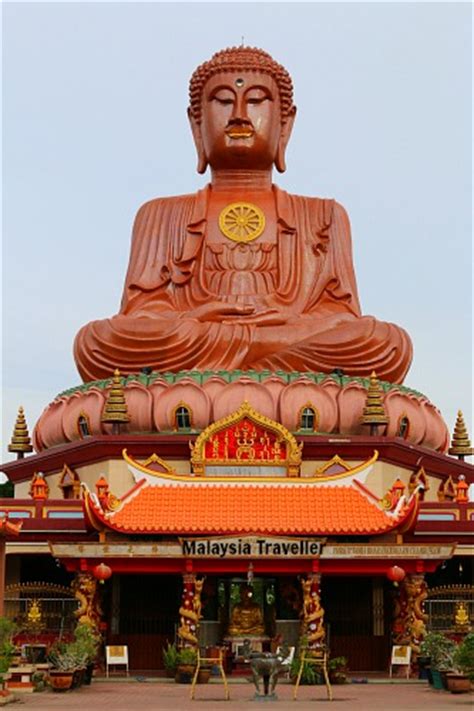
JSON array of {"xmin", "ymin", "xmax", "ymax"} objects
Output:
[{"xmin": 226, "ymin": 126, "xmax": 254, "ymax": 139}]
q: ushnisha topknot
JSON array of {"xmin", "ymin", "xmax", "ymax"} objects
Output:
[{"xmin": 189, "ymin": 46, "xmax": 295, "ymax": 124}]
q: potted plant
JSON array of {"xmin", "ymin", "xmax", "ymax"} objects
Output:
[
  {"xmin": 197, "ymin": 662, "xmax": 212, "ymax": 684},
  {"xmin": 47, "ymin": 641, "xmax": 77, "ymax": 692},
  {"xmin": 175, "ymin": 647, "xmax": 197, "ymax": 684},
  {"xmin": 420, "ymin": 632, "xmax": 456, "ymax": 690},
  {"xmin": 328, "ymin": 656, "xmax": 348, "ymax": 684},
  {"xmin": 416, "ymin": 652, "xmax": 431, "ymax": 681},
  {"xmin": 72, "ymin": 624, "xmax": 100, "ymax": 685},
  {"xmin": 447, "ymin": 633, "xmax": 474, "ymax": 694},
  {"xmin": 162, "ymin": 641, "xmax": 178, "ymax": 678}
]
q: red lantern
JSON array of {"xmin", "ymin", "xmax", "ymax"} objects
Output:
[
  {"xmin": 386, "ymin": 565, "xmax": 406, "ymax": 585},
  {"xmin": 93, "ymin": 562, "xmax": 112, "ymax": 583}
]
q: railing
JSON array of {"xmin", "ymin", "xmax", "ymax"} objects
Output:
[
  {"xmin": 4, "ymin": 597, "xmax": 79, "ymax": 634},
  {"xmin": 425, "ymin": 598, "xmax": 474, "ymax": 631}
]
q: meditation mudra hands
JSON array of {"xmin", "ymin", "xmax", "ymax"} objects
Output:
[
  {"xmin": 187, "ymin": 300, "xmax": 289, "ymax": 326},
  {"xmin": 74, "ymin": 46, "xmax": 412, "ymax": 383}
]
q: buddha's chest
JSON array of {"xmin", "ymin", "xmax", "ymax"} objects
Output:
[{"xmin": 205, "ymin": 192, "xmax": 277, "ymax": 245}]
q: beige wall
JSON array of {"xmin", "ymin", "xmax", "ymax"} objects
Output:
[{"xmin": 15, "ymin": 455, "xmax": 441, "ymax": 502}]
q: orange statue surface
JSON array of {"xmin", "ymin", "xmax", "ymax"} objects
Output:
[{"xmin": 74, "ymin": 47, "xmax": 412, "ymax": 384}]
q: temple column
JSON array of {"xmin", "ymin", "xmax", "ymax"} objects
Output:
[
  {"xmin": 72, "ymin": 571, "xmax": 102, "ymax": 635},
  {"xmin": 300, "ymin": 573, "xmax": 326, "ymax": 649},
  {"xmin": 0, "ymin": 538, "xmax": 5, "ymax": 618},
  {"xmin": 392, "ymin": 573, "xmax": 428, "ymax": 666},
  {"xmin": 177, "ymin": 573, "xmax": 204, "ymax": 649},
  {"xmin": 404, "ymin": 573, "xmax": 428, "ymax": 663},
  {"xmin": 0, "ymin": 520, "xmax": 21, "ymax": 617}
]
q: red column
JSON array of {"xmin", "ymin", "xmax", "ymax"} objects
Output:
[{"xmin": 0, "ymin": 538, "xmax": 5, "ymax": 617}]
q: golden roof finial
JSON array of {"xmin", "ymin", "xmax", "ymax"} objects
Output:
[
  {"xmin": 8, "ymin": 406, "xmax": 33, "ymax": 459},
  {"xmin": 448, "ymin": 411, "xmax": 473, "ymax": 459},
  {"xmin": 101, "ymin": 369, "xmax": 130, "ymax": 433},
  {"xmin": 361, "ymin": 372, "xmax": 389, "ymax": 435}
]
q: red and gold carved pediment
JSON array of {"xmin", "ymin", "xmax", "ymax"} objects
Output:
[{"xmin": 190, "ymin": 401, "xmax": 302, "ymax": 476}]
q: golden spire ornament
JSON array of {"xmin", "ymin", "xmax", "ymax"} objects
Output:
[
  {"xmin": 8, "ymin": 406, "xmax": 33, "ymax": 459},
  {"xmin": 448, "ymin": 410, "xmax": 473, "ymax": 460},
  {"xmin": 101, "ymin": 369, "xmax": 130, "ymax": 434},
  {"xmin": 361, "ymin": 371, "xmax": 389, "ymax": 436}
]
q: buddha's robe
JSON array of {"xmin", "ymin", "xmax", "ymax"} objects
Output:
[{"xmin": 74, "ymin": 185, "xmax": 412, "ymax": 383}]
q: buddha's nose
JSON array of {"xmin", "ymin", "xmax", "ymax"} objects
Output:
[{"xmin": 230, "ymin": 95, "xmax": 251, "ymax": 124}]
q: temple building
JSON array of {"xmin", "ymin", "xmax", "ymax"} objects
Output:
[{"xmin": 2, "ymin": 46, "xmax": 473, "ymax": 674}]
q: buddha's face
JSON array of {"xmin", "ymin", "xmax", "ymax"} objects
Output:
[{"xmin": 189, "ymin": 71, "xmax": 295, "ymax": 173}]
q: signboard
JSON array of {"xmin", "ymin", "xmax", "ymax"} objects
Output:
[
  {"xmin": 389, "ymin": 645, "xmax": 411, "ymax": 679},
  {"xmin": 180, "ymin": 536, "xmax": 322, "ymax": 558},
  {"xmin": 322, "ymin": 544, "xmax": 455, "ymax": 559},
  {"xmin": 49, "ymin": 540, "xmax": 454, "ymax": 560}
]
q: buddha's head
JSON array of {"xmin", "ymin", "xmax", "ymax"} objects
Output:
[
  {"xmin": 239, "ymin": 584, "xmax": 256, "ymax": 604},
  {"xmin": 188, "ymin": 47, "xmax": 296, "ymax": 174}
]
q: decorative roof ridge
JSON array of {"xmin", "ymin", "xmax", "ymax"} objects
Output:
[
  {"xmin": 118, "ymin": 477, "xmax": 147, "ymax": 505},
  {"xmin": 124, "ymin": 448, "xmax": 378, "ymax": 486},
  {"xmin": 351, "ymin": 478, "xmax": 381, "ymax": 503},
  {"xmin": 351, "ymin": 478, "xmax": 416, "ymax": 529},
  {"xmin": 81, "ymin": 483, "xmax": 106, "ymax": 533}
]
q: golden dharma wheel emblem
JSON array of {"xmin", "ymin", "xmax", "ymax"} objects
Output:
[{"xmin": 219, "ymin": 202, "xmax": 265, "ymax": 243}]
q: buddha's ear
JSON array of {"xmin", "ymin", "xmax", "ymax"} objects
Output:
[
  {"xmin": 275, "ymin": 105, "xmax": 297, "ymax": 173},
  {"xmin": 188, "ymin": 108, "xmax": 208, "ymax": 175}
]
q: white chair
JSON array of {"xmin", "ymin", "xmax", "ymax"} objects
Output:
[{"xmin": 105, "ymin": 645, "xmax": 129, "ymax": 677}]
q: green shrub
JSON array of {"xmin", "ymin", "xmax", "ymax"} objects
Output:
[
  {"xmin": 328, "ymin": 656, "xmax": 347, "ymax": 671},
  {"xmin": 454, "ymin": 633, "xmax": 474, "ymax": 680},
  {"xmin": 420, "ymin": 632, "xmax": 456, "ymax": 671},
  {"xmin": 0, "ymin": 618, "xmax": 17, "ymax": 674},
  {"xmin": 72, "ymin": 624, "xmax": 100, "ymax": 665},
  {"xmin": 177, "ymin": 647, "xmax": 197, "ymax": 666},
  {"xmin": 162, "ymin": 641, "xmax": 178, "ymax": 672}
]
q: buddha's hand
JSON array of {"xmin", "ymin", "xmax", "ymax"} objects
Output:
[
  {"xmin": 223, "ymin": 300, "xmax": 291, "ymax": 326},
  {"xmin": 187, "ymin": 301, "xmax": 255, "ymax": 323},
  {"xmin": 228, "ymin": 309, "xmax": 290, "ymax": 326}
]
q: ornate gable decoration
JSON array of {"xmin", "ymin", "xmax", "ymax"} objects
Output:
[
  {"xmin": 190, "ymin": 401, "xmax": 302, "ymax": 477},
  {"xmin": 58, "ymin": 464, "xmax": 81, "ymax": 499}
]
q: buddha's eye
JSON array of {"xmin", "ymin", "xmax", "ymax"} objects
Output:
[
  {"xmin": 211, "ymin": 89, "xmax": 235, "ymax": 105},
  {"xmin": 246, "ymin": 89, "xmax": 271, "ymax": 105}
]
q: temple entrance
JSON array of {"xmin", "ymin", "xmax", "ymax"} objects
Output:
[
  {"xmin": 107, "ymin": 574, "xmax": 181, "ymax": 672},
  {"xmin": 105, "ymin": 573, "xmax": 392, "ymax": 672},
  {"xmin": 199, "ymin": 574, "xmax": 392, "ymax": 672}
]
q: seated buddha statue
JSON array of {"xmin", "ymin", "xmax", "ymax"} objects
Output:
[
  {"xmin": 74, "ymin": 46, "xmax": 412, "ymax": 384},
  {"xmin": 228, "ymin": 585, "xmax": 265, "ymax": 636}
]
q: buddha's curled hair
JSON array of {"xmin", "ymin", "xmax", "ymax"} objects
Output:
[{"xmin": 188, "ymin": 46, "xmax": 294, "ymax": 124}]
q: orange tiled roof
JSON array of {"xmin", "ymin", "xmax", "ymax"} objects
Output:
[{"xmin": 87, "ymin": 482, "xmax": 412, "ymax": 536}]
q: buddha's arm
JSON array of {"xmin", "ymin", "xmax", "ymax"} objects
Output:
[{"xmin": 310, "ymin": 200, "xmax": 361, "ymax": 317}]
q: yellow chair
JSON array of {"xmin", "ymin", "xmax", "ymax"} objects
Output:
[
  {"xmin": 293, "ymin": 647, "xmax": 332, "ymax": 701},
  {"xmin": 190, "ymin": 647, "xmax": 230, "ymax": 701}
]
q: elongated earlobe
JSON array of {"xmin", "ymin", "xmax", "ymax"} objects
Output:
[
  {"xmin": 275, "ymin": 106, "xmax": 297, "ymax": 174},
  {"xmin": 188, "ymin": 109, "xmax": 208, "ymax": 175},
  {"xmin": 275, "ymin": 143, "xmax": 287, "ymax": 173}
]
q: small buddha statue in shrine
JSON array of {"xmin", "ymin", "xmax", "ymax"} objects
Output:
[
  {"xmin": 454, "ymin": 601, "xmax": 470, "ymax": 630},
  {"xmin": 228, "ymin": 585, "xmax": 265, "ymax": 636},
  {"xmin": 74, "ymin": 46, "xmax": 412, "ymax": 384}
]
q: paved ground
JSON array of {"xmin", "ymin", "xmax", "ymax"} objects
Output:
[{"xmin": 15, "ymin": 680, "xmax": 474, "ymax": 711}]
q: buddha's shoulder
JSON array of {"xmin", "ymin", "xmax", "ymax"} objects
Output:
[
  {"xmin": 282, "ymin": 189, "xmax": 350, "ymax": 223},
  {"xmin": 134, "ymin": 191, "xmax": 202, "ymax": 216}
]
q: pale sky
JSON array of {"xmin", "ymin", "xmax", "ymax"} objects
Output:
[{"xmin": 2, "ymin": 2, "xmax": 472, "ymax": 464}]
